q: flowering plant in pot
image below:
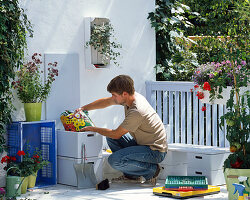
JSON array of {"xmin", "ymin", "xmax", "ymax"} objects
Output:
[
  {"xmin": 192, "ymin": 60, "xmax": 248, "ymax": 104},
  {"xmin": 12, "ymin": 53, "xmax": 59, "ymax": 121}
]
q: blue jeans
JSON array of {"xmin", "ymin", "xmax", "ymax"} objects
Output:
[{"xmin": 107, "ymin": 133, "xmax": 167, "ymax": 180}]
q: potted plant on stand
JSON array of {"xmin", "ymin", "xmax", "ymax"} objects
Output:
[{"xmin": 12, "ymin": 53, "xmax": 59, "ymax": 121}]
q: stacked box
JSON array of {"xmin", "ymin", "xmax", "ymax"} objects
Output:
[{"xmin": 57, "ymin": 130, "xmax": 103, "ymax": 186}]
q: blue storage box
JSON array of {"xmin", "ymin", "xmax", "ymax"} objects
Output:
[{"xmin": 7, "ymin": 120, "xmax": 57, "ymax": 187}]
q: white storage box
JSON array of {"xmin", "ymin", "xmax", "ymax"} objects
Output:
[
  {"xmin": 187, "ymin": 167, "xmax": 225, "ymax": 185},
  {"xmin": 57, "ymin": 130, "xmax": 103, "ymax": 159},
  {"xmin": 188, "ymin": 152, "xmax": 230, "ymax": 171},
  {"xmin": 57, "ymin": 156, "xmax": 103, "ymax": 186},
  {"xmin": 161, "ymin": 151, "xmax": 188, "ymax": 165},
  {"xmin": 158, "ymin": 163, "xmax": 188, "ymax": 180}
]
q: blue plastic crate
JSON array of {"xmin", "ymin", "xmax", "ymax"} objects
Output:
[{"xmin": 7, "ymin": 120, "xmax": 57, "ymax": 187}]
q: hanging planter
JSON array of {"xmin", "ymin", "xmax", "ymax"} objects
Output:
[{"xmin": 85, "ymin": 18, "xmax": 122, "ymax": 68}]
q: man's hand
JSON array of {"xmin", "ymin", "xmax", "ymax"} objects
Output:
[
  {"xmin": 74, "ymin": 107, "xmax": 83, "ymax": 114},
  {"xmin": 80, "ymin": 126, "xmax": 96, "ymax": 132}
]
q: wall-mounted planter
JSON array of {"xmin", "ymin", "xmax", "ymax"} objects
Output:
[{"xmin": 84, "ymin": 17, "xmax": 110, "ymax": 69}]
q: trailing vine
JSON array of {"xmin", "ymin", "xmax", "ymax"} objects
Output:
[{"xmin": 0, "ymin": 0, "xmax": 33, "ymax": 153}]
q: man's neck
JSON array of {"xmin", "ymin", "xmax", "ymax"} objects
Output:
[{"xmin": 125, "ymin": 94, "xmax": 135, "ymax": 107}]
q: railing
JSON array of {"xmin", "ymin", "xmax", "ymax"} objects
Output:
[{"xmin": 146, "ymin": 81, "xmax": 229, "ymax": 148}]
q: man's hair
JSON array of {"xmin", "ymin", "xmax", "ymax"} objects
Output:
[{"xmin": 107, "ymin": 75, "xmax": 135, "ymax": 95}]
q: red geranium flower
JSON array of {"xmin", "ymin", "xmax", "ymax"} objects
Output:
[
  {"xmin": 17, "ymin": 150, "xmax": 25, "ymax": 156},
  {"xmin": 203, "ymin": 82, "xmax": 211, "ymax": 91},
  {"xmin": 196, "ymin": 91, "xmax": 204, "ymax": 99},
  {"xmin": 10, "ymin": 156, "xmax": 16, "ymax": 161},
  {"xmin": 33, "ymin": 154, "xmax": 40, "ymax": 159},
  {"xmin": 194, "ymin": 85, "xmax": 199, "ymax": 89},
  {"xmin": 1, "ymin": 156, "xmax": 7, "ymax": 164},
  {"xmin": 201, "ymin": 106, "xmax": 206, "ymax": 111},
  {"xmin": 190, "ymin": 89, "xmax": 193, "ymax": 92}
]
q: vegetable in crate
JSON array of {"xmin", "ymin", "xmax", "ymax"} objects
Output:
[{"xmin": 60, "ymin": 110, "xmax": 95, "ymax": 132}]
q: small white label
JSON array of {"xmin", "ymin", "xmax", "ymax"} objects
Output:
[{"xmin": 14, "ymin": 184, "xmax": 19, "ymax": 189}]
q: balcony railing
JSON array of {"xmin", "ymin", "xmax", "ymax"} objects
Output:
[{"xmin": 146, "ymin": 81, "xmax": 229, "ymax": 148}]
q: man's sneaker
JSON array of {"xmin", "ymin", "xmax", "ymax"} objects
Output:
[
  {"xmin": 140, "ymin": 164, "xmax": 161, "ymax": 187},
  {"xmin": 111, "ymin": 175, "xmax": 141, "ymax": 183}
]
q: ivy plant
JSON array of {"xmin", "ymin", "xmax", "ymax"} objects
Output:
[
  {"xmin": 148, "ymin": 0, "xmax": 200, "ymax": 81},
  {"xmin": 0, "ymin": 0, "xmax": 32, "ymax": 153},
  {"xmin": 85, "ymin": 22, "xmax": 122, "ymax": 67}
]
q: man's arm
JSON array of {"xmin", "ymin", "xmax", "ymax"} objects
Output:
[
  {"xmin": 80, "ymin": 125, "xmax": 128, "ymax": 139},
  {"xmin": 75, "ymin": 97, "xmax": 117, "ymax": 113}
]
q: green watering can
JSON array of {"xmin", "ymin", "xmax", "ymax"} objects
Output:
[{"xmin": 5, "ymin": 167, "xmax": 23, "ymax": 198}]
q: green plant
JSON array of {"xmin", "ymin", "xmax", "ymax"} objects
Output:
[
  {"xmin": 192, "ymin": 60, "xmax": 248, "ymax": 102},
  {"xmin": 148, "ymin": 0, "xmax": 200, "ymax": 81},
  {"xmin": 85, "ymin": 22, "xmax": 122, "ymax": 66},
  {"xmin": 0, "ymin": 0, "xmax": 32, "ymax": 153},
  {"xmin": 220, "ymin": 82, "xmax": 250, "ymax": 169},
  {"xmin": 1, "ymin": 146, "xmax": 49, "ymax": 177},
  {"xmin": 12, "ymin": 53, "xmax": 59, "ymax": 103}
]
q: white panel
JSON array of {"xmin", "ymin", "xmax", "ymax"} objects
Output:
[
  {"xmin": 187, "ymin": 92, "xmax": 192, "ymax": 144},
  {"xmin": 45, "ymin": 53, "xmax": 80, "ymax": 129},
  {"xmin": 218, "ymin": 105, "xmax": 225, "ymax": 147},
  {"xmin": 181, "ymin": 92, "xmax": 186, "ymax": 143},
  {"xmin": 163, "ymin": 91, "xmax": 168, "ymax": 124},
  {"xmin": 169, "ymin": 92, "xmax": 174, "ymax": 143},
  {"xmin": 206, "ymin": 104, "xmax": 212, "ymax": 146},
  {"xmin": 193, "ymin": 92, "xmax": 198, "ymax": 144},
  {"xmin": 212, "ymin": 104, "xmax": 218, "ymax": 146},
  {"xmin": 199, "ymin": 103, "xmax": 205, "ymax": 145},
  {"xmin": 157, "ymin": 91, "xmax": 162, "ymax": 120},
  {"xmin": 224, "ymin": 107, "xmax": 230, "ymax": 147},
  {"xmin": 175, "ymin": 92, "xmax": 180, "ymax": 143}
]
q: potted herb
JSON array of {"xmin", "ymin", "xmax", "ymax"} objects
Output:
[
  {"xmin": 85, "ymin": 20, "xmax": 122, "ymax": 67},
  {"xmin": 12, "ymin": 53, "xmax": 59, "ymax": 121}
]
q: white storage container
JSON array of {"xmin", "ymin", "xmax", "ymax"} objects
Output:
[
  {"xmin": 161, "ymin": 151, "xmax": 188, "ymax": 165},
  {"xmin": 57, "ymin": 130, "xmax": 103, "ymax": 159},
  {"xmin": 57, "ymin": 156, "xmax": 103, "ymax": 186},
  {"xmin": 158, "ymin": 163, "xmax": 188, "ymax": 180},
  {"xmin": 187, "ymin": 167, "xmax": 225, "ymax": 185},
  {"xmin": 187, "ymin": 152, "xmax": 230, "ymax": 171}
]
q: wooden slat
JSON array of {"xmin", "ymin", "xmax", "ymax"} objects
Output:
[
  {"xmin": 199, "ymin": 102, "xmax": 205, "ymax": 145},
  {"xmin": 193, "ymin": 92, "xmax": 199, "ymax": 145},
  {"xmin": 181, "ymin": 92, "xmax": 186, "ymax": 143},
  {"xmin": 206, "ymin": 104, "xmax": 212, "ymax": 146},
  {"xmin": 187, "ymin": 92, "xmax": 192, "ymax": 144},
  {"xmin": 212, "ymin": 104, "xmax": 218, "ymax": 146},
  {"xmin": 169, "ymin": 92, "xmax": 174, "ymax": 143},
  {"xmin": 157, "ymin": 91, "xmax": 162, "ymax": 120},
  {"xmin": 218, "ymin": 104, "xmax": 225, "ymax": 147},
  {"xmin": 175, "ymin": 92, "xmax": 180, "ymax": 143},
  {"xmin": 163, "ymin": 91, "xmax": 168, "ymax": 124}
]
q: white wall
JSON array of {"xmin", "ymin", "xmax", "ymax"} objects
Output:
[{"xmin": 12, "ymin": 0, "xmax": 156, "ymax": 129}]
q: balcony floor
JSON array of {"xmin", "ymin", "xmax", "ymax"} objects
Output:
[{"xmin": 17, "ymin": 181, "xmax": 228, "ymax": 200}]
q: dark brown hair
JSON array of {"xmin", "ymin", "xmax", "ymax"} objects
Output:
[{"xmin": 107, "ymin": 75, "xmax": 135, "ymax": 95}]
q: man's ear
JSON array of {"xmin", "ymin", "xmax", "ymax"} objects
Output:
[{"xmin": 122, "ymin": 91, "xmax": 129, "ymax": 97}]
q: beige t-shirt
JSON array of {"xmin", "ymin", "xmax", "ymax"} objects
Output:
[{"xmin": 120, "ymin": 92, "xmax": 168, "ymax": 152}]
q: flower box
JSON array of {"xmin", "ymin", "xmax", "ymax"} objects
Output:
[{"xmin": 198, "ymin": 86, "xmax": 249, "ymax": 105}]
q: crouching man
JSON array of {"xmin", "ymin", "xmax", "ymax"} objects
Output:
[{"xmin": 74, "ymin": 75, "xmax": 167, "ymax": 186}]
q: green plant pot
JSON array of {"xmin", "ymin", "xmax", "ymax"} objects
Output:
[
  {"xmin": 6, "ymin": 175, "xmax": 21, "ymax": 198},
  {"xmin": 224, "ymin": 168, "xmax": 250, "ymax": 200},
  {"xmin": 27, "ymin": 171, "xmax": 38, "ymax": 188},
  {"xmin": 24, "ymin": 102, "xmax": 42, "ymax": 121},
  {"xmin": 21, "ymin": 177, "xmax": 28, "ymax": 194}
]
